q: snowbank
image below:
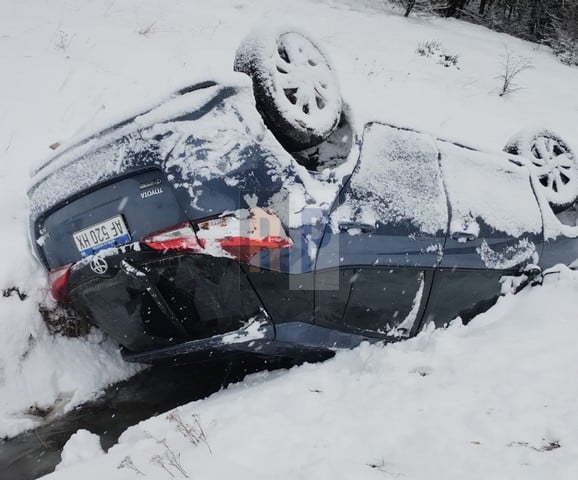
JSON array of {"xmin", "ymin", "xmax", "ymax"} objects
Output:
[{"xmin": 46, "ymin": 268, "xmax": 578, "ymax": 480}]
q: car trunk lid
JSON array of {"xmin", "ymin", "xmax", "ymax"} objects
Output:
[{"xmin": 34, "ymin": 169, "xmax": 186, "ymax": 270}]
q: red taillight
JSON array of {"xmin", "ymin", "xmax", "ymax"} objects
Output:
[
  {"xmin": 218, "ymin": 235, "xmax": 293, "ymax": 262},
  {"xmin": 142, "ymin": 222, "xmax": 203, "ymax": 252},
  {"xmin": 197, "ymin": 208, "xmax": 293, "ymax": 261},
  {"xmin": 48, "ymin": 263, "xmax": 72, "ymax": 303},
  {"xmin": 141, "ymin": 208, "xmax": 292, "ymax": 261}
]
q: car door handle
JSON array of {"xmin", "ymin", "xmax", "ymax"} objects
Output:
[
  {"xmin": 451, "ymin": 231, "xmax": 478, "ymax": 242},
  {"xmin": 338, "ymin": 222, "xmax": 376, "ymax": 233}
]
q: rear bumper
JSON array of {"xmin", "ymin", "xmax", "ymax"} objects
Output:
[
  {"xmin": 68, "ymin": 249, "xmax": 266, "ymax": 354},
  {"xmin": 68, "ymin": 248, "xmax": 382, "ymax": 363}
]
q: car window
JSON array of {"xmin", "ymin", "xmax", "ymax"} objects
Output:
[
  {"xmin": 316, "ymin": 267, "xmax": 426, "ymax": 338},
  {"xmin": 331, "ymin": 123, "xmax": 448, "ymax": 237},
  {"xmin": 438, "ymin": 140, "xmax": 542, "ymax": 239}
]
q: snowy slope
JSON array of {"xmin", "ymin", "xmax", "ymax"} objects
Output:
[{"xmin": 0, "ymin": 0, "xmax": 577, "ymax": 473}]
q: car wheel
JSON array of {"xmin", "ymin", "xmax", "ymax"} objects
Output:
[
  {"xmin": 504, "ymin": 129, "xmax": 578, "ymax": 212},
  {"xmin": 291, "ymin": 104, "xmax": 355, "ymax": 171},
  {"xmin": 234, "ymin": 28, "xmax": 343, "ymax": 151}
]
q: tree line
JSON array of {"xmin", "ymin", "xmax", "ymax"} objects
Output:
[{"xmin": 398, "ymin": 0, "xmax": 578, "ymax": 65}]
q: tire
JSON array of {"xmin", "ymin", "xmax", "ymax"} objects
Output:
[
  {"xmin": 291, "ymin": 104, "xmax": 355, "ymax": 171},
  {"xmin": 234, "ymin": 28, "xmax": 343, "ymax": 151},
  {"xmin": 504, "ymin": 129, "xmax": 578, "ymax": 212}
]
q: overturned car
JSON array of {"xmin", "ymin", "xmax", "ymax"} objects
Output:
[{"xmin": 28, "ymin": 29, "xmax": 578, "ymax": 363}]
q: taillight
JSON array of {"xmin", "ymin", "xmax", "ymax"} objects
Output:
[
  {"xmin": 218, "ymin": 235, "xmax": 292, "ymax": 261},
  {"xmin": 142, "ymin": 222, "xmax": 203, "ymax": 252},
  {"xmin": 141, "ymin": 208, "xmax": 292, "ymax": 261},
  {"xmin": 48, "ymin": 263, "xmax": 72, "ymax": 303},
  {"xmin": 197, "ymin": 207, "xmax": 293, "ymax": 261}
]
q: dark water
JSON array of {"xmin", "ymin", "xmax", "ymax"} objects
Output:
[{"xmin": 0, "ymin": 354, "xmax": 315, "ymax": 480}]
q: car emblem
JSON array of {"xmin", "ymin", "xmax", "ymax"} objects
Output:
[
  {"xmin": 90, "ymin": 256, "xmax": 109, "ymax": 275},
  {"xmin": 139, "ymin": 178, "xmax": 162, "ymax": 190}
]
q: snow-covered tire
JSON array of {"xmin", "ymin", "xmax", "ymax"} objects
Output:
[
  {"xmin": 234, "ymin": 28, "xmax": 343, "ymax": 151},
  {"xmin": 291, "ymin": 104, "xmax": 355, "ymax": 171},
  {"xmin": 504, "ymin": 129, "xmax": 578, "ymax": 212}
]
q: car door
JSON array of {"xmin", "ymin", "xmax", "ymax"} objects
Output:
[
  {"xmin": 314, "ymin": 123, "xmax": 449, "ymax": 339},
  {"xmin": 421, "ymin": 141, "xmax": 544, "ymax": 328}
]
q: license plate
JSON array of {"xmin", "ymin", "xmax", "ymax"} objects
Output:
[{"xmin": 73, "ymin": 215, "xmax": 131, "ymax": 256}]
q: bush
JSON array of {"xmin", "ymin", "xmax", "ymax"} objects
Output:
[
  {"xmin": 550, "ymin": 23, "xmax": 578, "ymax": 66},
  {"xmin": 416, "ymin": 40, "xmax": 459, "ymax": 68}
]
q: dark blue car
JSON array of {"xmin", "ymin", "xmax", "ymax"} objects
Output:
[{"xmin": 28, "ymin": 29, "xmax": 578, "ymax": 363}]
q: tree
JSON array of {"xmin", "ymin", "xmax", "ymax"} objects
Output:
[
  {"xmin": 395, "ymin": 0, "xmax": 449, "ymax": 17},
  {"xmin": 496, "ymin": 48, "xmax": 534, "ymax": 97},
  {"xmin": 395, "ymin": 0, "xmax": 578, "ymax": 65}
]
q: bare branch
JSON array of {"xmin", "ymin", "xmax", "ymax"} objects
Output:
[{"xmin": 496, "ymin": 48, "xmax": 534, "ymax": 97}]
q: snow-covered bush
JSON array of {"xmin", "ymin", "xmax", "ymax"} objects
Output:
[
  {"xmin": 550, "ymin": 23, "xmax": 578, "ymax": 66},
  {"xmin": 416, "ymin": 40, "xmax": 459, "ymax": 67}
]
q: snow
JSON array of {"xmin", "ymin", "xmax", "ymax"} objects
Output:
[
  {"xmin": 219, "ymin": 315, "xmax": 269, "ymax": 345},
  {"xmin": 503, "ymin": 128, "xmax": 578, "ymax": 209},
  {"xmin": 30, "ymin": 73, "xmax": 350, "ymax": 236},
  {"xmin": 438, "ymin": 141, "xmax": 543, "ymax": 238},
  {"xmin": 28, "ymin": 80, "xmax": 249, "ymax": 217},
  {"xmin": 56, "ymin": 430, "xmax": 104, "ymax": 471},
  {"xmin": 0, "ymin": 0, "xmax": 577, "ymax": 476},
  {"xmin": 31, "ymin": 81, "xmax": 222, "ymax": 178},
  {"xmin": 333, "ymin": 123, "xmax": 448, "ymax": 235},
  {"xmin": 534, "ymin": 182, "xmax": 578, "ymax": 240},
  {"xmin": 387, "ymin": 272, "xmax": 425, "ymax": 337},
  {"xmin": 477, "ymin": 238, "xmax": 537, "ymax": 270},
  {"xmin": 0, "ymin": 320, "xmax": 140, "ymax": 439},
  {"xmin": 42, "ymin": 267, "xmax": 578, "ymax": 480}
]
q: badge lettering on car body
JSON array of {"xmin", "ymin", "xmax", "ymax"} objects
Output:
[
  {"xmin": 140, "ymin": 187, "xmax": 163, "ymax": 199},
  {"xmin": 139, "ymin": 178, "xmax": 162, "ymax": 190}
]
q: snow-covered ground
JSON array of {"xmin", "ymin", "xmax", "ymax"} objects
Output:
[
  {"xmin": 0, "ymin": 0, "xmax": 577, "ymax": 476},
  {"xmin": 46, "ymin": 267, "xmax": 578, "ymax": 480}
]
